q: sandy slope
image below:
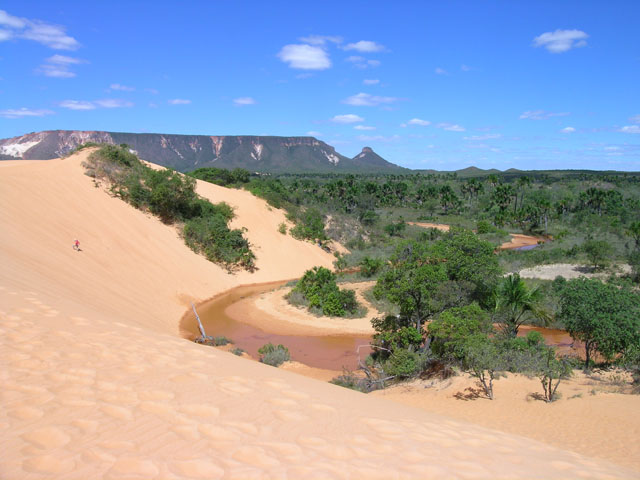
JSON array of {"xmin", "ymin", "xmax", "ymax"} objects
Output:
[
  {"xmin": 373, "ymin": 372, "xmax": 640, "ymax": 472},
  {"xmin": 1, "ymin": 152, "xmax": 637, "ymax": 479}
]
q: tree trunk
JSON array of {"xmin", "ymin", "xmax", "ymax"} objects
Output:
[{"xmin": 584, "ymin": 341, "xmax": 591, "ymax": 370}]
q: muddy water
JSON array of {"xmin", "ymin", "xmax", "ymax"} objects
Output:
[
  {"xmin": 180, "ymin": 281, "xmax": 371, "ymax": 371},
  {"xmin": 181, "ymin": 282, "xmax": 578, "ymax": 371}
]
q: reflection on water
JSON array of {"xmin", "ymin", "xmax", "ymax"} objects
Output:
[
  {"xmin": 180, "ymin": 281, "xmax": 371, "ymax": 371},
  {"xmin": 514, "ymin": 244, "xmax": 539, "ymax": 251}
]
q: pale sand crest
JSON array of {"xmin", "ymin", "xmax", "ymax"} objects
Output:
[{"xmin": 1, "ymin": 152, "xmax": 637, "ymax": 478}]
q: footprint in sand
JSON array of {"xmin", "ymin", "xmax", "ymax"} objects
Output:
[
  {"xmin": 231, "ymin": 446, "xmax": 281, "ymax": 469},
  {"xmin": 22, "ymin": 455, "xmax": 76, "ymax": 475},
  {"xmin": 105, "ymin": 457, "xmax": 159, "ymax": 479},
  {"xmin": 168, "ymin": 459, "xmax": 225, "ymax": 479},
  {"xmin": 8, "ymin": 406, "xmax": 44, "ymax": 421},
  {"xmin": 100, "ymin": 404, "xmax": 134, "ymax": 421},
  {"xmin": 21, "ymin": 426, "xmax": 71, "ymax": 450}
]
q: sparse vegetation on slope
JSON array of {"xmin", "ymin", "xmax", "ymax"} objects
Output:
[{"xmin": 83, "ymin": 144, "xmax": 255, "ymax": 271}]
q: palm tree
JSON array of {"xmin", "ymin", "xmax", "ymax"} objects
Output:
[{"xmin": 494, "ymin": 273, "xmax": 550, "ymax": 337}]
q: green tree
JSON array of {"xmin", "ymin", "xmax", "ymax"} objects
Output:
[
  {"xmin": 428, "ymin": 303, "xmax": 493, "ymax": 362},
  {"xmin": 432, "ymin": 229, "xmax": 502, "ymax": 305},
  {"xmin": 373, "ymin": 241, "xmax": 448, "ymax": 333},
  {"xmin": 627, "ymin": 221, "xmax": 640, "ymax": 250},
  {"xmin": 557, "ymin": 278, "xmax": 640, "ymax": 369},
  {"xmin": 494, "ymin": 273, "xmax": 550, "ymax": 337},
  {"xmin": 461, "ymin": 336, "xmax": 504, "ymax": 400},
  {"xmin": 583, "ymin": 239, "xmax": 613, "ymax": 271}
]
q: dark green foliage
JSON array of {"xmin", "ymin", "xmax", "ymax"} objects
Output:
[
  {"xmin": 291, "ymin": 267, "xmax": 359, "ymax": 317},
  {"xmin": 371, "ymin": 315, "xmax": 423, "ymax": 354},
  {"xmin": 184, "ymin": 216, "xmax": 254, "ymax": 271},
  {"xmin": 258, "ymin": 343, "xmax": 290, "ymax": 367},
  {"xmin": 289, "ymin": 208, "xmax": 326, "ymax": 241},
  {"xmin": 494, "ymin": 273, "xmax": 550, "ymax": 337},
  {"xmin": 359, "ymin": 256, "xmax": 383, "ymax": 277},
  {"xmin": 374, "ymin": 240, "xmax": 448, "ymax": 332},
  {"xmin": 189, "ymin": 167, "xmax": 251, "ymax": 186},
  {"xmin": 557, "ymin": 278, "xmax": 640, "ymax": 369},
  {"xmin": 384, "ymin": 220, "xmax": 406, "ymax": 237},
  {"xmin": 432, "ymin": 229, "xmax": 502, "ymax": 305},
  {"xmin": 85, "ymin": 145, "xmax": 255, "ymax": 271},
  {"xmin": 428, "ymin": 303, "xmax": 493, "ymax": 361},
  {"xmin": 384, "ymin": 349, "xmax": 421, "ymax": 377},
  {"xmin": 582, "ymin": 239, "xmax": 613, "ymax": 270},
  {"xmin": 231, "ymin": 347, "xmax": 245, "ymax": 356}
]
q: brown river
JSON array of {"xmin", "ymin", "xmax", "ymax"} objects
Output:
[{"xmin": 181, "ymin": 281, "xmax": 577, "ymax": 371}]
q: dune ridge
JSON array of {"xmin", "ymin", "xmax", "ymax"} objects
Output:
[{"xmin": 1, "ymin": 152, "xmax": 636, "ymax": 478}]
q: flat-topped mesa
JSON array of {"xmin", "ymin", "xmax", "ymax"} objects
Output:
[{"xmin": 0, "ymin": 130, "xmax": 406, "ymax": 173}]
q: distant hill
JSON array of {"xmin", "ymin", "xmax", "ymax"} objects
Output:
[{"xmin": 0, "ymin": 130, "xmax": 406, "ymax": 174}]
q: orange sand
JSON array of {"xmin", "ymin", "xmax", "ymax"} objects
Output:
[{"xmin": 1, "ymin": 152, "xmax": 637, "ymax": 478}]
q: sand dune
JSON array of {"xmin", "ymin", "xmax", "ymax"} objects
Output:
[{"xmin": 1, "ymin": 151, "xmax": 637, "ymax": 478}]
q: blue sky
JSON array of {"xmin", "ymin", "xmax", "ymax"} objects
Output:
[{"xmin": 1, "ymin": 1, "xmax": 639, "ymax": 171}]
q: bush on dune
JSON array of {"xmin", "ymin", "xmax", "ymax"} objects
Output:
[{"xmin": 84, "ymin": 144, "xmax": 255, "ymax": 271}]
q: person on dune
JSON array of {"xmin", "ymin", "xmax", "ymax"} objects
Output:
[{"xmin": 73, "ymin": 239, "xmax": 80, "ymax": 251}]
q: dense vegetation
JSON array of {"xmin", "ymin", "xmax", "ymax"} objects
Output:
[
  {"xmin": 83, "ymin": 144, "xmax": 255, "ymax": 271},
  {"xmin": 288, "ymin": 266, "xmax": 360, "ymax": 317},
  {"xmin": 188, "ymin": 165, "xmax": 640, "ymax": 397}
]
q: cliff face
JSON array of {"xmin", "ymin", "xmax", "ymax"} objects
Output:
[{"xmin": 0, "ymin": 130, "xmax": 405, "ymax": 173}]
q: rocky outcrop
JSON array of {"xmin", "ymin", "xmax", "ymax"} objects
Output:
[{"xmin": 0, "ymin": 130, "xmax": 406, "ymax": 173}]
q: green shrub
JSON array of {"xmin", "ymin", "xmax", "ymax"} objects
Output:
[
  {"xmin": 258, "ymin": 343, "xmax": 290, "ymax": 367},
  {"xmin": 360, "ymin": 256, "xmax": 383, "ymax": 277},
  {"xmin": 84, "ymin": 144, "xmax": 255, "ymax": 271},
  {"xmin": 231, "ymin": 347, "xmax": 245, "ymax": 356},
  {"xmin": 384, "ymin": 349, "xmax": 420, "ymax": 377},
  {"xmin": 292, "ymin": 266, "xmax": 360, "ymax": 317},
  {"xmin": 278, "ymin": 222, "xmax": 287, "ymax": 234}
]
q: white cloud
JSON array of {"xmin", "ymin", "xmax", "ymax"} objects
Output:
[
  {"xmin": 405, "ymin": 118, "xmax": 431, "ymax": 127},
  {"xmin": 94, "ymin": 99, "xmax": 133, "ymax": 108},
  {"xmin": 306, "ymin": 131, "xmax": 323, "ymax": 137},
  {"xmin": 435, "ymin": 67, "xmax": 448, "ymax": 75},
  {"xmin": 519, "ymin": 110, "xmax": 570, "ymax": 120},
  {"xmin": 354, "ymin": 125, "xmax": 376, "ymax": 130},
  {"xmin": 619, "ymin": 125, "xmax": 640, "ymax": 134},
  {"xmin": 0, "ymin": 10, "xmax": 79, "ymax": 50},
  {"xmin": 436, "ymin": 122, "xmax": 465, "ymax": 132},
  {"xmin": 331, "ymin": 114, "xmax": 364, "ymax": 124},
  {"xmin": 298, "ymin": 35, "xmax": 342, "ymax": 46},
  {"xmin": 560, "ymin": 126, "xmax": 576, "ymax": 133},
  {"xmin": 39, "ymin": 54, "xmax": 85, "ymax": 78},
  {"xmin": 59, "ymin": 100, "xmax": 95, "ymax": 110},
  {"xmin": 343, "ymin": 40, "xmax": 385, "ymax": 52},
  {"xmin": 343, "ymin": 92, "xmax": 398, "ymax": 107},
  {"xmin": 356, "ymin": 134, "xmax": 399, "ymax": 142},
  {"xmin": 168, "ymin": 99, "xmax": 191, "ymax": 105},
  {"xmin": 145, "ymin": 88, "xmax": 159, "ymax": 95},
  {"xmin": 0, "ymin": 10, "xmax": 26, "ymax": 29},
  {"xmin": 233, "ymin": 97, "xmax": 256, "ymax": 106},
  {"xmin": 277, "ymin": 44, "xmax": 330, "ymax": 70},
  {"xmin": 629, "ymin": 114, "xmax": 640, "ymax": 124},
  {"xmin": 461, "ymin": 64, "xmax": 471, "ymax": 72},
  {"xmin": 464, "ymin": 133, "xmax": 501, "ymax": 140},
  {"xmin": 0, "ymin": 107, "xmax": 54, "ymax": 118},
  {"xmin": 533, "ymin": 29, "xmax": 588, "ymax": 53},
  {"xmin": 363, "ymin": 79, "xmax": 379, "ymax": 85},
  {"xmin": 59, "ymin": 99, "xmax": 133, "ymax": 110},
  {"xmin": 109, "ymin": 83, "xmax": 135, "ymax": 92},
  {"xmin": 346, "ymin": 56, "xmax": 381, "ymax": 69}
]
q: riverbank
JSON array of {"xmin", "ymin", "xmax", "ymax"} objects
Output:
[{"xmin": 407, "ymin": 221, "xmax": 545, "ymax": 250}]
